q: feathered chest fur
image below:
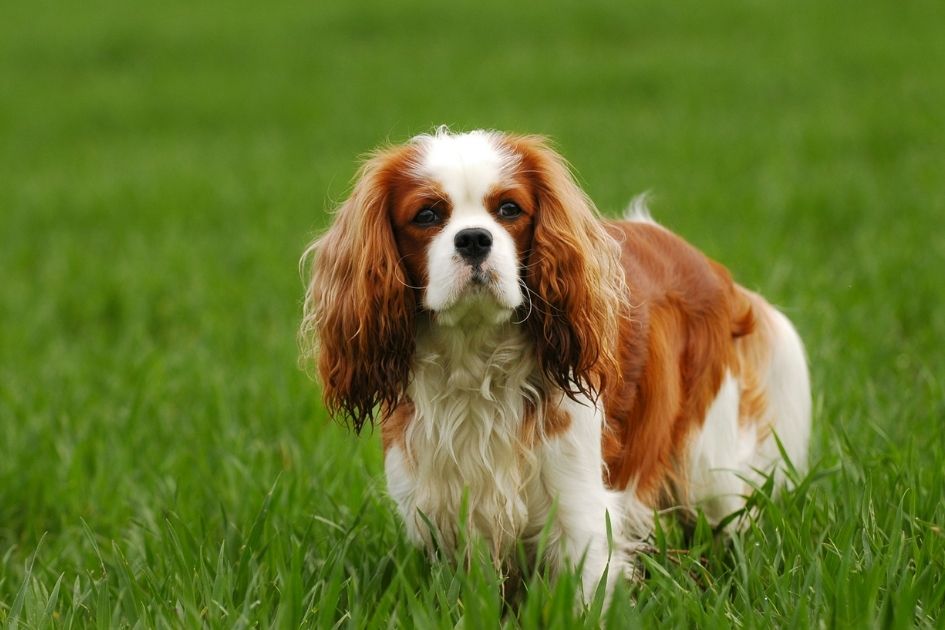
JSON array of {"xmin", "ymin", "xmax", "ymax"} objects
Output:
[{"xmin": 384, "ymin": 313, "xmax": 554, "ymax": 555}]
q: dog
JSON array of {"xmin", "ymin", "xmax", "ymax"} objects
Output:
[{"xmin": 300, "ymin": 127, "xmax": 811, "ymax": 601}]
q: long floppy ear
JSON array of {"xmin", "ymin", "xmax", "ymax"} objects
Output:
[
  {"xmin": 511, "ymin": 135, "xmax": 627, "ymax": 401},
  {"xmin": 300, "ymin": 147, "xmax": 416, "ymax": 432}
]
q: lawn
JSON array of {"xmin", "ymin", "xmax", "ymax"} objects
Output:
[{"xmin": 1, "ymin": 0, "xmax": 944, "ymax": 626}]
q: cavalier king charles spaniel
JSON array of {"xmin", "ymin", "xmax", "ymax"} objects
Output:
[{"xmin": 301, "ymin": 128, "xmax": 811, "ymax": 601}]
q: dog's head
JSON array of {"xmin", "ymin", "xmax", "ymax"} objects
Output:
[{"xmin": 301, "ymin": 128, "xmax": 626, "ymax": 430}]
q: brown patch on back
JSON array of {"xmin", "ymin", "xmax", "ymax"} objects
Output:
[{"xmin": 600, "ymin": 221, "xmax": 763, "ymax": 505}]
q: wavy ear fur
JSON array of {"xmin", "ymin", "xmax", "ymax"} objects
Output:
[
  {"xmin": 511, "ymin": 136, "xmax": 627, "ymax": 401},
  {"xmin": 300, "ymin": 147, "xmax": 416, "ymax": 432}
]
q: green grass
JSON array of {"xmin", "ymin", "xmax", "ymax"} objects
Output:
[{"xmin": 2, "ymin": 0, "xmax": 944, "ymax": 626}]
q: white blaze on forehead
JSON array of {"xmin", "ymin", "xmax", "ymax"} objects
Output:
[{"xmin": 413, "ymin": 130, "xmax": 516, "ymax": 205}]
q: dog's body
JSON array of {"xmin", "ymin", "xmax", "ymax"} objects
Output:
[{"xmin": 302, "ymin": 129, "xmax": 811, "ymax": 600}]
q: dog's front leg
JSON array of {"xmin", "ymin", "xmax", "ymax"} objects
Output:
[{"xmin": 539, "ymin": 402, "xmax": 627, "ymax": 605}]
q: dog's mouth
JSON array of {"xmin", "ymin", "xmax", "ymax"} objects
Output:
[
  {"xmin": 434, "ymin": 267, "xmax": 514, "ymax": 326},
  {"xmin": 454, "ymin": 263, "xmax": 497, "ymax": 292},
  {"xmin": 470, "ymin": 266, "xmax": 491, "ymax": 285}
]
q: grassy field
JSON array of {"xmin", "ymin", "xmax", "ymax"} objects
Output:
[{"xmin": 2, "ymin": 0, "xmax": 944, "ymax": 626}]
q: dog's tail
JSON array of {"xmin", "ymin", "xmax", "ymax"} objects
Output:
[{"xmin": 623, "ymin": 192, "xmax": 657, "ymax": 224}]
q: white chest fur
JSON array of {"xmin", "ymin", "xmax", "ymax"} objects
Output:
[
  {"xmin": 384, "ymin": 314, "xmax": 548, "ymax": 556},
  {"xmin": 383, "ymin": 309, "xmax": 635, "ymax": 602}
]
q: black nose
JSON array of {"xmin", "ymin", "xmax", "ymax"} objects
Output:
[{"xmin": 454, "ymin": 228, "xmax": 493, "ymax": 265}]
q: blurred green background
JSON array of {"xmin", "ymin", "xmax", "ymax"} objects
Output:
[{"xmin": 1, "ymin": 0, "xmax": 943, "ymax": 626}]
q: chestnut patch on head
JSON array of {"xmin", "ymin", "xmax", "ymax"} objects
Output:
[
  {"xmin": 483, "ymin": 183, "xmax": 535, "ymax": 263},
  {"xmin": 390, "ymin": 179, "xmax": 451, "ymax": 291}
]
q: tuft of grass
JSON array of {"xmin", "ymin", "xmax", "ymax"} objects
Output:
[{"xmin": 1, "ymin": 0, "xmax": 943, "ymax": 626}]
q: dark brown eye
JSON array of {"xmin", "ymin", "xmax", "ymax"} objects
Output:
[
  {"xmin": 498, "ymin": 201, "xmax": 521, "ymax": 219},
  {"xmin": 413, "ymin": 207, "xmax": 440, "ymax": 226}
]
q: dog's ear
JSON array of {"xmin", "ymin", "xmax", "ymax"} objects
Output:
[
  {"xmin": 509, "ymin": 135, "xmax": 627, "ymax": 401},
  {"xmin": 300, "ymin": 146, "xmax": 417, "ymax": 432}
]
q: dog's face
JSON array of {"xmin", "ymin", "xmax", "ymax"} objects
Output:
[
  {"xmin": 389, "ymin": 131, "xmax": 534, "ymax": 325},
  {"xmin": 302, "ymin": 129, "xmax": 625, "ymax": 429}
]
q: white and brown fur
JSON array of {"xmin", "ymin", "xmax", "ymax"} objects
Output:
[{"xmin": 300, "ymin": 128, "xmax": 811, "ymax": 602}]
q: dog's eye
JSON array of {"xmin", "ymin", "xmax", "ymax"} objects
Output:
[
  {"xmin": 413, "ymin": 207, "xmax": 440, "ymax": 226},
  {"xmin": 497, "ymin": 201, "xmax": 521, "ymax": 219}
]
